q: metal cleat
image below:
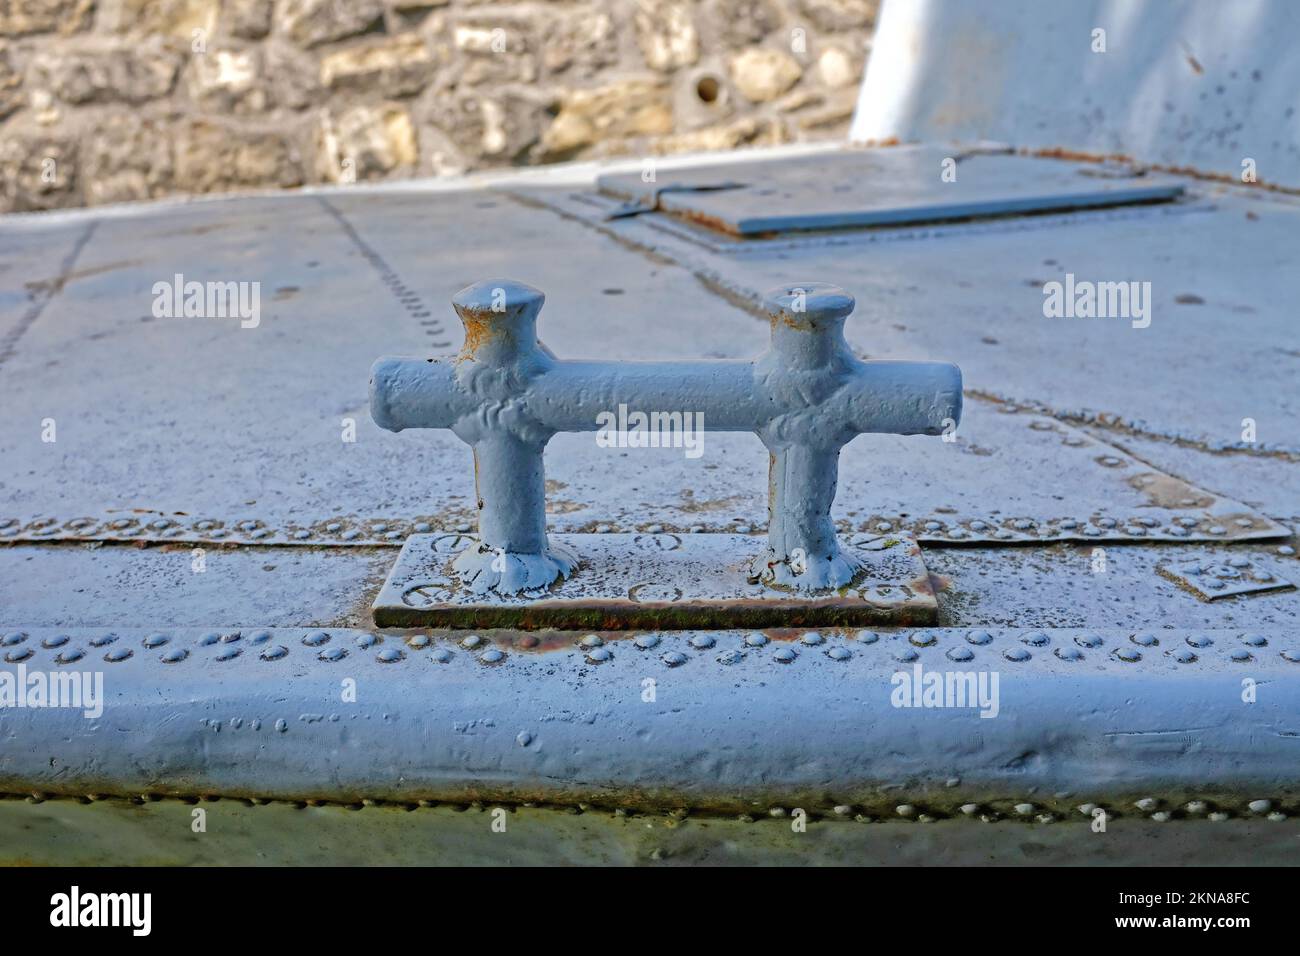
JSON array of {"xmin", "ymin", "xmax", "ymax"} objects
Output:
[{"xmin": 370, "ymin": 279, "xmax": 961, "ymax": 626}]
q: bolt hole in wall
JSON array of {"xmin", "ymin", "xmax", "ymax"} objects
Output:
[{"xmin": 696, "ymin": 75, "xmax": 722, "ymax": 104}]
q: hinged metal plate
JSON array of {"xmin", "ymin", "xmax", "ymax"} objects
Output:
[
  {"xmin": 372, "ymin": 532, "xmax": 937, "ymax": 629},
  {"xmin": 594, "ymin": 147, "xmax": 1184, "ymax": 237}
]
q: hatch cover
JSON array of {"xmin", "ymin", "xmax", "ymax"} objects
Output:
[{"xmin": 594, "ymin": 146, "xmax": 1184, "ymax": 237}]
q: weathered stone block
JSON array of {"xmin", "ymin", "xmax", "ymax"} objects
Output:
[
  {"xmin": 114, "ymin": 0, "xmax": 219, "ymax": 40},
  {"xmin": 277, "ymin": 0, "xmax": 385, "ymax": 48},
  {"xmin": 817, "ymin": 43, "xmax": 862, "ymax": 88},
  {"xmin": 174, "ymin": 119, "xmax": 303, "ymax": 192},
  {"xmin": 540, "ymin": 78, "xmax": 673, "ymax": 159},
  {"xmin": 0, "ymin": 132, "xmax": 78, "ymax": 211},
  {"xmin": 0, "ymin": 44, "xmax": 21, "ymax": 120},
  {"xmin": 319, "ymin": 33, "xmax": 433, "ymax": 97},
  {"xmin": 634, "ymin": 0, "xmax": 699, "ymax": 71},
  {"xmin": 542, "ymin": 9, "xmax": 618, "ymax": 77},
  {"xmin": 0, "ymin": 0, "xmax": 94, "ymax": 37},
  {"xmin": 439, "ymin": 14, "xmax": 538, "ymax": 85},
  {"xmin": 729, "ymin": 46, "xmax": 802, "ymax": 102},
  {"xmin": 187, "ymin": 47, "xmax": 266, "ymax": 112},
  {"xmin": 83, "ymin": 114, "xmax": 173, "ymax": 205},
  {"xmin": 425, "ymin": 88, "xmax": 546, "ymax": 165},
  {"xmin": 715, "ymin": 0, "xmax": 781, "ymax": 47},
  {"xmin": 794, "ymin": 0, "xmax": 878, "ymax": 32},
  {"xmin": 316, "ymin": 103, "xmax": 418, "ymax": 182},
  {"xmin": 225, "ymin": 0, "xmax": 272, "ymax": 39},
  {"xmin": 28, "ymin": 42, "xmax": 181, "ymax": 104}
]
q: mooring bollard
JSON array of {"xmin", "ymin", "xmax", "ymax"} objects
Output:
[{"xmin": 371, "ymin": 279, "xmax": 962, "ymax": 595}]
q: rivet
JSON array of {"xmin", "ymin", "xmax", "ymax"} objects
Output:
[
  {"xmin": 1207, "ymin": 525, "xmax": 1227, "ymax": 535},
  {"xmin": 1247, "ymin": 799, "xmax": 1273, "ymax": 814},
  {"xmin": 162, "ymin": 648, "xmax": 188, "ymax": 663},
  {"xmin": 947, "ymin": 646, "xmax": 974, "ymax": 662},
  {"xmin": 634, "ymin": 634, "xmax": 661, "ymax": 650},
  {"xmin": 1241, "ymin": 633, "xmax": 1267, "ymax": 647},
  {"xmin": 104, "ymin": 647, "xmax": 133, "ymax": 663},
  {"xmin": 56, "ymin": 648, "xmax": 84, "ymax": 664},
  {"xmin": 744, "ymin": 633, "xmax": 768, "ymax": 647},
  {"xmin": 1055, "ymin": 646, "xmax": 1083, "ymax": 661},
  {"xmin": 1035, "ymin": 813, "xmax": 1056, "ymax": 824},
  {"xmin": 303, "ymin": 630, "xmax": 330, "ymax": 647},
  {"xmin": 688, "ymin": 635, "xmax": 714, "ymax": 650},
  {"xmin": 319, "ymin": 646, "xmax": 347, "ymax": 662},
  {"xmin": 909, "ymin": 631, "xmax": 936, "ymax": 647},
  {"xmin": 857, "ymin": 630, "xmax": 879, "ymax": 644},
  {"xmin": 960, "ymin": 803, "xmax": 980, "ymax": 815},
  {"xmin": 260, "ymin": 645, "xmax": 288, "ymax": 661},
  {"xmin": 220, "ymin": 631, "xmax": 241, "ymax": 643},
  {"xmin": 966, "ymin": 630, "xmax": 993, "ymax": 645},
  {"xmin": 377, "ymin": 648, "xmax": 404, "ymax": 663},
  {"xmin": 717, "ymin": 650, "xmax": 744, "ymax": 665},
  {"xmin": 517, "ymin": 732, "xmax": 533, "ymax": 747},
  {"xmin": 89, "ymin": 633, "xmax": 118, "ymax": 647},
  {"xmin": 1, "ymin": 631, "xmax": 27, "ymax": 646},
  {"xmin": 800, "ymin": 631, "xmax": 824, "ymax": 646},
  {"xmin": 481, "ymin": 648, "xmax": 505, "ymax": 664},
  {"xmin": 1021, "ymin": 631, "xmax": 1049, "ymax": 646},
  {"xmin": 5, "ymin": 647, "xmax": 34, "ymax": 663},
  {"xmin": 432, "ymin": 648, "xmax": 452, "ymax": 663},
  {"xmin": 1114, "ymin": 647, "xmax": 1141, "ymax": 662},
  {"xmin": 1075, "ymin": 633, "xmax": 1103, "ymax": 648},
  {"xmin": 1184, "ymin": 800, "xmax": 1208, "ymax": 814},
  {"xmin": 1131, "ymin": 633, "xmax": 1157, "ymax": 647},
  {"xmin": 1077, "ymin": 803, "xmax": 1097, "ymax": 816},
  {"xmin": 1278, "ymin": 545, "xmax": 1295, "ymax": 556},
  {"xmin": 408, "ymin": 635, "xmax": 430, "ymax": 649},
  {"xmin": 1013, "ymin": 519, "xmax": 1034, "ymax": 530},
  {"xmin": 356, "ymin": 633, "xmax": 377, "ymax": 649},
  {"xmin": 1187, "ymin": 634, "xmax": 1213, "ymax": 648},
  {"xmin": 578, "ymin": 634, "xmax": 602, "ymax": 649},
  {"xmin": 275, "ymin": 719, "xmax": 288, "ymax": 733},
  {"xmin": 216, "ymin": 646, "xmax": 242, "ymax": 661},
  {"xmin": 1135, "ymin": 797, "xmax": 1158, "ymax": 811},
  {"xmin": 198, "ymin": 632, "xmax": 220, "ymax": 646},
  {"xmin": 1003, "ymin": 647, "xmax": 1031, "ymax": 662},
  {"xmin": 143, "ymin": 633, "xmax": 170, "ymax": 648},
  {"xmin": 1172, "ymin": 648, "xmax": 1197, "ymax": 663},
  {"xmin": 773, "ymin": 647, "xmax": 797, "ymax": 663},
  {"xmin": 1229, "ymin": 649, "xmax": 1252, "ymax": 662},
  {"xmin": 1013, "ymin": 803, "xmax": 1035, "ymax": 815},
  {"xmin": 586, "ymin": 647, "xmax": 612, "ymax": 663},
  {"xmin": 41, "ymin": 634, "xmax": 69, "ymax": 648},
  {"xmin": 1151, "ymin": 811, "xmax": 1171, "ymax": 822},
  {"xmin": 519, "ymin": 635, "xmax": 539, "ymax": 648},
  {"xmin": 895, "ymin": 804, "xmax": 916, "ymax": 818},
  {"xmin": 661, "ymin": 651, "xmax": 687, "ymax": 667},
  {"xmin": 1208, "ymin": 811, "xmax": 1230, "ymax": 821},
  {"xmin": 1282, "ymin": 649, "xmax": 1300, "ymax": 663},
  {"xmin": 826, "ymin": 646, "xmax": 851, "ymax": 661},
  {"xmin": 895, "ymin": 647, "xmax": 919, "ymax": 663},
  {"xmin": 1268, "ymin": 811, "xmax": 1288, "ymax": 821}
]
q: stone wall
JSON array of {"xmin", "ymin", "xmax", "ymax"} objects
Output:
[{"xmin": 0, "ymin": 0, "xmax": 876, "ymax": 213}]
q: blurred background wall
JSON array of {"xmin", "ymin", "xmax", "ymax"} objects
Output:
[{"xmin": 0, "ymin": 0, "xmax": 878, "ymax": 212}]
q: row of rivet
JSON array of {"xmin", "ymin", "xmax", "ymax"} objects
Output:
[
  {"xmin": 3, "ymin": 515, "xmax": 1287, "ymax": 546},
  {"xmin": 4, "ymin": 789, "xmax": 1290, "ymax": 823},
  {"xmin": 3, "ymin": 629, "xmax": 1297, "ymax": 668}
]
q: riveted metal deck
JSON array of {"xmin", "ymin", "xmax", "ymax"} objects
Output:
[{"xmin": 2, "ymin": 129, "xmax": 1298, "ymax": 864}]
